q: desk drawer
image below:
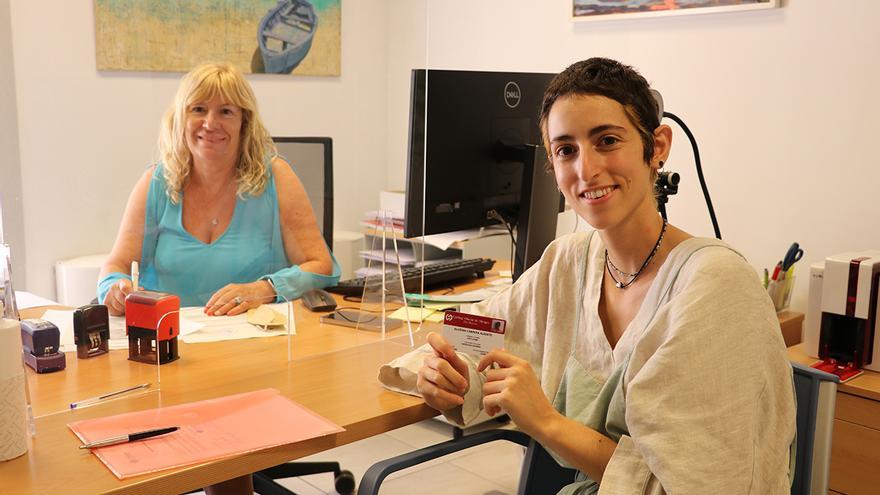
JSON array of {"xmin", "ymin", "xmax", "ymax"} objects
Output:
[
  {"xmin": 829, "ymin": 419, "xmax": 880, "ymax": 494},
  {"xmin": 835, "ymin": 392, "xmax": 880, "ymax": 430}
]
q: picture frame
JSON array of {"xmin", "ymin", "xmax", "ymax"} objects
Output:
[
  {"xmin": 572, "ymin": 0, "xmax": 779, "ymax": 22},
  {"xmin": 94, "ymin": 0, "xmax": 341, "ymax": 76}
]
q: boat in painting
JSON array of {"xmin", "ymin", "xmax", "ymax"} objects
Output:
[{"xmin": 258, "ymin": 0, "xmax": 317, "ymax": 74}]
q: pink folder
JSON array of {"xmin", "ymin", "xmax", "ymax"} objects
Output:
[{"xmin": 68, "ymin": 388, "xmax": 344, "ymax": 479}]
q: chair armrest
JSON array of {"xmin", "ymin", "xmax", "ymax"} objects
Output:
[{"xmin": 357, "ymin": 428, "xmax": 530, "ymax": 495}]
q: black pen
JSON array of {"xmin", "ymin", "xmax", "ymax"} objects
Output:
[{"xmin": 79, "ymin": 426, "xmax": 179, "ymax": 449}]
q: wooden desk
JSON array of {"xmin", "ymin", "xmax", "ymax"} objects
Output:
[
  {"xmin": 1, "ymin": 279, "xmax": 488, "ymax": 494},
  {"xmin": 788, "ymin": 344, "xmax": 880, "ymax": 495},
  {"xmin": 1, "ymin": 274, "xmax": 815, "ymax": 494}
]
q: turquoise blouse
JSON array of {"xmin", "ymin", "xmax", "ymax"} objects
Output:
[{"xmin": 97, "ymin": 161, "xmax": 339, "ymax": 307}]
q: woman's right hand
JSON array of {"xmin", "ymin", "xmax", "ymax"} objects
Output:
[
  {"xmin": 104, "ymin": 279, "xmax": 135, "ymax": 316},
  {"xmin": 417, "ymin": 332, "xmax": 470, "ymax": 412}
]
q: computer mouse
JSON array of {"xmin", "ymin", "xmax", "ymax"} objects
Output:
[{"xmin": 301, "ymin": 288, "xmax": 338, "ymax": 312}]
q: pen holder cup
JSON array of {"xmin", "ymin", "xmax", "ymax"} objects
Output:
[{"xmin": 768, "ymin": 275, "xmax": 795, "ymax": 312}]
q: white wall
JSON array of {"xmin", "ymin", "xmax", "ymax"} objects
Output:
[
  {"xmin": 384, "ymin": 0, "xmax": 427, "ymax": 191},
  {"xmin": 0, "ymin": 0, "xmax": 25, "ymax": 287},
  {"xmin": 9, "ymin": 0, "xmax": 410, "ymax": 298},
  {"xmin": 10, "ymin": 0, "xmax": 880, "ymax": 315},
  {"xmin": 380, "ymin": 0, "xmax": 880, "ymax": 313}
]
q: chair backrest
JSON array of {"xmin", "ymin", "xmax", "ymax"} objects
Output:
[
  {"xmin": 272, "ymin": 137, "xmax": 334, "ymax": 247},
  {"xmin": 790, "ymin": 361, "xmax": 839, "ymax": 494},
  {"xmin": 518, "ymin": 439, "xmax": 578, "ymax": 495}
]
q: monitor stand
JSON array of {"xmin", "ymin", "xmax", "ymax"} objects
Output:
[{"xmin": 511, "ymin": 144, "xmax": 561, "ymax": 281}]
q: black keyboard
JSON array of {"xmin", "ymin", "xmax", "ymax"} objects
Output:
[{"xmin": 328, "ymin": 258, "xmax": 496, "ymax": 297}]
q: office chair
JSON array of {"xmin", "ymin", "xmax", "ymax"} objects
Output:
[
  {"xmin": 358, "ymin": 427, "xmax": 575, "ymax": 495},
  {"xmin": 274, "ymin": 137, "xmax": 334, "ymax": 249},
  {"xmin": 790, "ymin": 361, "xmax": 839, "ymax": 495},
  {"xmin": 251, "ymin": 137, "xmax": 355, "ymax": 495},
  {"xmin": 358, "ymin": 362, "xmax": 840, "ymax": 495}
]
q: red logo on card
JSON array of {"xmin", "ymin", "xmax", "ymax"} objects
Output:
[{"xmin": 443, "ymin": 311, "xmax": 506, "ymax": 334}]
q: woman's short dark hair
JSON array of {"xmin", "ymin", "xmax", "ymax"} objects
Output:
[{"xmin": 539, "ymin": 58, "xmax": 661, "ymax": 165}]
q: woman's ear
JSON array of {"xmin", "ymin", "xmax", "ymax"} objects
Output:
[{"xmin": 651, "ymin": 124, "xmax": 673, "ymax": 169}]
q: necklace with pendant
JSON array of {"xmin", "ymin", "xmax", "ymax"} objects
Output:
[
  {"xmin": 605, "ymin": 217, "xmax": 668, "ymax": 289},
  {"xmin": 202, "ymin": 183, "xmax": 234, "ymax": 229}
]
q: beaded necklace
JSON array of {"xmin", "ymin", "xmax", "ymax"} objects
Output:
[{"xmin": 605, "ymin": 217, "xmax": 668, "ymax": 289}]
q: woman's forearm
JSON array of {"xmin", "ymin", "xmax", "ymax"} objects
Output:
[{"xmin": 532, "ymin": 412, "xmax": 618, "ymax": 483}]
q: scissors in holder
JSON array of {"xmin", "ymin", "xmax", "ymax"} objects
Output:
[{"xmin": 782, "ymin": 242, "xmax": 803, "ymax": 271}]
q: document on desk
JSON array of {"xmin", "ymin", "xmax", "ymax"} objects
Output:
[
  {"xmin": 178, "ymin": 303, "xmax": 292, "ymax": 343},
  {"xmin": 68, "ymin": 388, "xmax": 344, "ymax": 479},
  {"xmin": 13, "ymin": 290, "xmax": 59, "ymax": 309},
  {"xmin": 42, "ymin": 303, "xmax": 294, "ymax": 349},
  {"xmin": 41, "ymin": 309, "xmax": 204, "ymax": 352}
]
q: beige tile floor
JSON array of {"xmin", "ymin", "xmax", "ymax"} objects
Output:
[
  {"xmin": 292, "ymin": 418, "xmax": 524, "ymax": 495},
  {"xmin": 193, "ymin": 418, "xmax": 525, "ymax": 494}
]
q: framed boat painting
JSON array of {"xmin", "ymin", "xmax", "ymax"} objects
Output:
[
  {"xmin": 95, "ymin": 0, "xmax": 341, "ymax": 75},
  {"xmin": 573, "ymin": 0, "xmax": 779, "ymax": 22}
]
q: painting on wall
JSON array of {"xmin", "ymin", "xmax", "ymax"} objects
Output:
[
  {"xmin": 573, "ymin": 0, "xmax": 778, "ymax": 21},
  {"xmin": 95, "ymin": 0, "xmax": 341, "ymax": 75}
]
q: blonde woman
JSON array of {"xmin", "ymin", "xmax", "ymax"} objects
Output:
[{"xmin": 99, "ymin": 62, "xmax": 338, "ymax": 317}]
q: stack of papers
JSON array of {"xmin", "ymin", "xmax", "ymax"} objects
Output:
[
  {"xmin": 39, "ymin": 302, "xmax": 295, "ymax": 351},
  {"xmin": 360, "ymin": 246, "xmax": 419, "ymax": 266}
]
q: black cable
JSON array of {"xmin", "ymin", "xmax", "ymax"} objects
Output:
[
  {"xmin": 663, "ymin": 111, "xmax": 722, "ymax": 240},
  {"xmin": 487, "ymin": 209, "xmax": 522, "ymax": 272},
  {"xmin": 503, "ymin": 219, "xmax": 516, "ymax": 272}
]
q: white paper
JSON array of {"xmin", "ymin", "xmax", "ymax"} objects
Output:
[
  {"xmin": 405, "ymin": 286, "xmax": 503, "ymax": 304},
  {"xmin": 42, "ymin": 308, "xmax": 202, "ymax": 352},
  {"xmin": 41, "ymin": 309, "xmax": 133, "ymax": 352},
  {"xmin": 359, "ymin": 248, "xmax": 418, "ymax": 266},
  {"xmin": 35, "ymin": 302, "xmax": 296, "ymax": 351},
  {"xmin": 417, "ymin": 227, "xmax": 508, "ymax": 251},
  {"xmin": 13, "ymin": 291, "xmax": 59, "ymax": 310},
  {"xmin": 176, "ymin": 303, "xmax": 292, "ymax": 343}
]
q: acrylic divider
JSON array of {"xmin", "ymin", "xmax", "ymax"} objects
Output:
[{"xmin": 359, "ymin": 210, "xmax": 415, "ymax": 346}]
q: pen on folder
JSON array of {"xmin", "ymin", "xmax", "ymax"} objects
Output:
[
  {"xmin": 131, "ymin": 261, "xmax": 139, "ymax": 291},
  {"xmin": 79, "ymin": 426, "xmax": 179, "ymax": 449},
  {"xmin": 70, "ymin": 383, "xmax": 151, "ymax": 410}
]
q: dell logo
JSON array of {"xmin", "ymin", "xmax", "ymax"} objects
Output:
[{"xmin": 504, "ymin": 82, "xmax": 521, "ymax": 108}]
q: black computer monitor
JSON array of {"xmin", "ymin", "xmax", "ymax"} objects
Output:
[{"xmin": 403, "ymin": 69, "xmax": 562, "ymax": 279}]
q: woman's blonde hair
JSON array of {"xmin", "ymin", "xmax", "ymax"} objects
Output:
[{"xmin": 157, "ymin": 62, "xmax": 276, "ymax": 203}]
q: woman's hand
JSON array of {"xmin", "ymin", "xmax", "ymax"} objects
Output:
[
  {"xmin": 205, "ymin": 280, "xmax": 276, "ymax": 316},
  {"xmin": 417, "ymin": 332, "xmax": 470, "ymax": 412},
  {"xmin": 478, "ymin": 349, "xmax": 558, "ymax": 436},
  {"xmin": 103, "ymin": 279, "xmax": 138, "ymax": 316}
]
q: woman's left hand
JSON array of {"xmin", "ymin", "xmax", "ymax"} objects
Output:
[
  {"xmin": 205, "ymin": 281, "xmax": 276, "ymax": 316},
  {"xmin": 477, "ymin": 349, "xmax": 558, "ymax": 437}
]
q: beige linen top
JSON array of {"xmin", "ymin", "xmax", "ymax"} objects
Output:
[{"xmin": 456, "ymin": 232, "xmax": 796, "ymax": 494}]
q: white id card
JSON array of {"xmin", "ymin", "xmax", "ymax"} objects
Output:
[{"xmin": 441, "ymin": 311, "xmax": 506, "ymax": 358}]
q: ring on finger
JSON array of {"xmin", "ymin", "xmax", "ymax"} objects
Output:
[{"xmin": 234, "ymin": 296, "xmax": 243, "ymax": 305}]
